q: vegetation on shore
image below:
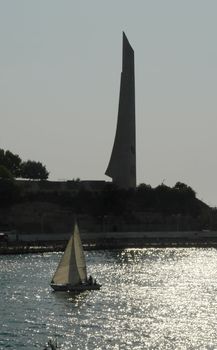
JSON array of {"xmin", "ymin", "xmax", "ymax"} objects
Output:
[
  {"xmin": 0, "ymin": 149, "xmax": 49, "ymax": 180},
  {"xmin": 0, "ymin": 177, "xmax": 210, "ymax": 219},
  {"xmin": 1, "ymin": 148, "xmax": 215, "ymax": 232}
]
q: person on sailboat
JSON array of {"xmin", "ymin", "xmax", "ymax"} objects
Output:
[
  {"xmin": 43, "ymin": 338, "xmax": 58, "ymax": 350},
  {"xmin": 88, "ymin": 275, "xmax": 93, "ymax": 285}
]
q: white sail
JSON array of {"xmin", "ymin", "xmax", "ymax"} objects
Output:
[
  {"xmin": 52, "ymin": 223, "xmax": 87, "ymax": 286},
  {"xmin": 74, "ymin": 223, "xmax": 87, "ymax": 282}
]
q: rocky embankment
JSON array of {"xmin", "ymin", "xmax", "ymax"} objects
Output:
[{"xmin": 1, "ymin": 230, "xmax": 217, "ymax": 254}]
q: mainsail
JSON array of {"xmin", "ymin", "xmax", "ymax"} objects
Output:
[{"xmin": 52, "ymin": 223, "xmax": 87, "ymax": 286}]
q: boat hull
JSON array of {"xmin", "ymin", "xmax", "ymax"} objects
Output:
[{"xmin": 50, "ymin": 283, "xmax": 101, "ymax": 292}]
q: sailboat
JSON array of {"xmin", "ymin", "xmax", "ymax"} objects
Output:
[{"xmin": 50, "ymin": 223, "xmax": 101, "ymax": 292}]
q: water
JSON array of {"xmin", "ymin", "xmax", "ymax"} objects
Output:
[{"xmin": 1, "ymin": 248, "xmax": 217, "ymax": 349}]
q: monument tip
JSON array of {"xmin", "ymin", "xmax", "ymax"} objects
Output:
[
  {"xmin": 122, "ymin": 31, "xmax": 133, "ymax": 52},
  {"xmin": 123, "ymin": 31, "xmax": 128, "ymax": 41}
]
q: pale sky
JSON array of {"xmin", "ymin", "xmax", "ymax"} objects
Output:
[{"xmin": 1, "ymin": 1, "xmax": 217, "ymax": 206}]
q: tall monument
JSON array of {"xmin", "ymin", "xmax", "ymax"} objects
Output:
[{"xmin": 105, "ymin": 32, "xmax": 136, "ymax": 189}]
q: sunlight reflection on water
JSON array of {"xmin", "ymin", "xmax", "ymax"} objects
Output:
[{"xmin": 1, "ymin": 248, "xmax": 217, "ymax": 349}]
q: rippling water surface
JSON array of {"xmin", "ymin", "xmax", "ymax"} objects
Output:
[{"xmin": 1, "ymin": 248, "xmax": 217, "ymax": 349}]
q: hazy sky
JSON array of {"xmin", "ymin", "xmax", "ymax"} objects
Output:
[{"xmin": 1, "ymin": 1, "xmax": 217, "ymax": 206}]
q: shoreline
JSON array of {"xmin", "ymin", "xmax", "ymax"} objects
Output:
[{"xmin": 2, "ymin": 238, "xmax": 217, "ymax": 254}]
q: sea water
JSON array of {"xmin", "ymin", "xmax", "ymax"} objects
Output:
[{"xmin": 1, "ymin": 248, "xmax": 217, "ymax": 349}]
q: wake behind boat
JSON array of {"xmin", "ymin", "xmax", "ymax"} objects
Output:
[{"xmin": 50, "ymin": 223, "xmax": 101, "ymax": 292}]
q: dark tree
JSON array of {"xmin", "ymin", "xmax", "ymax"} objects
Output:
[
  {"xmin": 136, "ymin": 183, "xmax": 155, "ymax": 210},
  {"xmin": 174, "ymin": 182, "xmax": 196, "ymax": 198},
  {"xmin": 0, "ymin": 149, "xmax": 22, "ymax": 177},
  {"xmin": 21, "ymin": 160, "xmax": 49, "ymax": 180}
]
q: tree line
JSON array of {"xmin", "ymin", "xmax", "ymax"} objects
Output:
[
  {"xmin": 24, "ymin": 181, "xmax": 205, "ymax": 218},
  {"xmin": 0, "ymin": 149, "xmax": 49, "ymax": 180},
  {"xmin": 0, "ymin": 148, "xmax": 209, "ymax": 225}
]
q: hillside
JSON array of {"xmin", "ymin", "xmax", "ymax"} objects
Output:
[{"xmin": 0, "ymin": 179, "xmax": 215, "ymax": 234}]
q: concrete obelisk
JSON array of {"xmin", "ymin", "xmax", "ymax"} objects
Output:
[{"xmin": 105, "ymin": 32, "xmax": 136, "ymax": 189}]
